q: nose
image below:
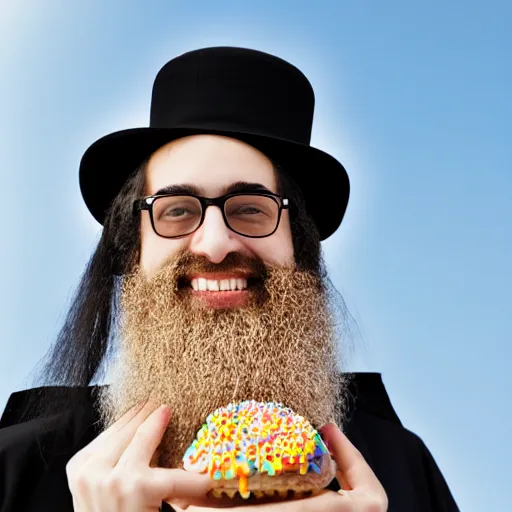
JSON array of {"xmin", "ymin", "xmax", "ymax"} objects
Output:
[{"xmin": 187, "ymin": 205, "xmax": 246, "ymax": 264}]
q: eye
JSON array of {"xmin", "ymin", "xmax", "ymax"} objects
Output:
[
  {"xmin": 162, "ymin": 206, "xmax": 193, "ymax": 218},
  {"xmin": 225, "ymin": 195, "xmax": 278, "ymax": 221},
  {"xmin": 154, "ymin": 196, "xmax": 202, "ymax": 222},
  {"xmin": 233, "ymin": 205, "xmax": 265, "ymax": 215}
]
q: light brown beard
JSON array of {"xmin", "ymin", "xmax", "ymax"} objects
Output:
[{"xmin": 97, "ymin": 251, "xmax": 352, "ymax": 469}]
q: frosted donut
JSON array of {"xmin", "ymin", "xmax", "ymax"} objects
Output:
[{"xmin": 182, "ymin": 400, "xmax": 336, "ymax": 499}]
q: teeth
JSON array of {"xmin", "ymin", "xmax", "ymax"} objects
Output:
[
  {"xmin": 207, "ymin": 279, "xmax": 219, "ymax": 291},
  {"xmin": 191, "ymin": 277, "xmax": 248, "ymax": 292}
]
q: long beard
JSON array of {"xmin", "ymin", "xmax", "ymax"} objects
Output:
[{"xmin": 97, "ymin": 251, "xmax": 352, "ymax": 468}]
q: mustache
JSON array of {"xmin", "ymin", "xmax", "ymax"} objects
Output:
[
  {"xmin": 157, "ymin": 249, "xmax": 270, "ymax": 285},
  {"xmin": 106, "ymin": 250, "xmax": 347, "ymax": 470}
]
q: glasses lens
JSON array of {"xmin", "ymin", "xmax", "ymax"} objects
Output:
[
  {"xmin": 225, "ymin": 195, "xmax": 280, "ymax": 237},
  {"xmin": 152, "ymin": 196, "xmax": 202, "ymax": 237}
]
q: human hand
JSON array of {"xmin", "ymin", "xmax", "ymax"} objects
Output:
[
  {"xmin": 171, "ymin": 423, "xmax": 388, "ymax": 511},
  {"xmin": 65, "ymin": 399, "xmax": 212, "ymax": 511}
]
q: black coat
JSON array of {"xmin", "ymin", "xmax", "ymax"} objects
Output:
[{"xmin": 0, "ymin": 373, "xmax": 459, "ymax": 511}]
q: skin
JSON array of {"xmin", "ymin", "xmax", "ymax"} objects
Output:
[
  {"xmin": 66, "ymin": 398, "xmax": 388, "ymax": 511},
  {"xmin": 66, "ymin": 134, "xmax": 388, "ymax": 510},
  {"xmin": 66, "ymin": 400, "xmax": 213, "ymax": 512},
  {"xmin": 140, "ymin": 134, "xmax": 294, "ymax": 277}
]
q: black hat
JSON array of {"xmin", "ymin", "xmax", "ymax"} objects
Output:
[{"xmin": 79, "ymin": 46, "xmax": 350, "ymax": 240}]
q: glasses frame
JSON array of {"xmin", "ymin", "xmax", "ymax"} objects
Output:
[{"xmin": 133, "ymin": 191, "xmax": 290, "ymax": 239}]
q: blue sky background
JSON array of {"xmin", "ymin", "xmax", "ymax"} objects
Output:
[{"xmin": 1, "ymin": 1, "xmax": 510, "ymax": 510}]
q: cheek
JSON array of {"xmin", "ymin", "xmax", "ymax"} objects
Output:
[
  {"xmin": 139, "ymin": 215, "xmax": 186, "ymax": 277},
  {"xmin": 138, "ymin": 211, "xmax": 295, "ymax": 273},
  {"xmin": 248, "ymin": 215, "xmax": 294, "ymax": 266}
]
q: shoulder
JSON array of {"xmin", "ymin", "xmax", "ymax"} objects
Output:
[
  {"xmin": 344, "ymin": 373, "xmax": 459, "ymax": 511},
  {"xmin": 0, "ymin": 386, "xmax": 101, "ymax": 512},
  {"xmin": 344, "ymin": 372, "xmax": 432, "ymax": 469},
  {"xmin": 0, "ymin": 385, "xmax": 100, "ymax": 462},
  {"xmin": 347, "ymin": 406, "xmax": 435, "ymax": 469}
]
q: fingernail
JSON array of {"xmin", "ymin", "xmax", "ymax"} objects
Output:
[{"xmin": 158, "ymin": 404, "xmax": 172, "ymax": 422}]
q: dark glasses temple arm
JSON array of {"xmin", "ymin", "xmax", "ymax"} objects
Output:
[{"xmin": 133, "ymin": 199, "xmax": 150, "ymax": 213}]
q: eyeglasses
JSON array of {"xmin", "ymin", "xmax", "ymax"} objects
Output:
[{"xmin": 133, "ymin": 192, "xmax": 290, "ymax": 239}]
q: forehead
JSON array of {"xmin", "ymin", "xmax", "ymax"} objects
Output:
[{"xmin": 145, "ymin": 135, "xmax": 277, "ymax": 195}]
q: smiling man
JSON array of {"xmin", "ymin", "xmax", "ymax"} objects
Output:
[
  {"xmin": 0, "ymin": 47, "xmax": 459, "ymax": 511},
  {"xmin": 96, "ymin": 133, "xmax": 350, "ymax": 477}
]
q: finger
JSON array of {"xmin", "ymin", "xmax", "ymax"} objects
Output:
[
  {"xmin": 67, "ymin": 398, "xmax": 152, "ymax": 472},
  {"xmin": 170, "ymin": 489, "xmax": 353, "ymax": 511},
  {"xmin": 149, "ymin": 468, "xmax": 213, "ymax": 506},
  {"xmin": 117, "ymin": 404, "xmax": 172, "ymax": 467},
  {"xmin": 80, "ymin": 398, "xmax": 150, "ymax": 454},
  {"xmin": 335, "ymin": 467, "xmax": 352, "ymax": 492},
  {"xmin": 321, "ymin": 423, "xmax": 380, "ymax": 491},
  {"xmin": 90, "ymin": 400, "xmax": 161, "ymax": 467},
  {"xmin": 99, "ymin": 397, "xmax": 152, "ymax": 440}
]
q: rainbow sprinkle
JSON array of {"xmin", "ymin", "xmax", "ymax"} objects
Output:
[{"xmin": 182, "ymin": 400, "xmax": 329, "ymax": 499}]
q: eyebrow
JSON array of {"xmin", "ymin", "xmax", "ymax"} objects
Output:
[{"xmin": 153, "ymin": 181, "xmax": 274, "ymax": 196}]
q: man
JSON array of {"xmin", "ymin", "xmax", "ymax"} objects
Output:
[{"xmin": 0, "ymin": 47, "xmax": 459, "ymax": 511}]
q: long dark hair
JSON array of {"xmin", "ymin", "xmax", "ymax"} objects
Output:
[{"xmin": 17, "ymin": 157, "xmax": 350, "ymax": 425}]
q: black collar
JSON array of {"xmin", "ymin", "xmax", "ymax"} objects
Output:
[{"xmin": 0, "ymin": 372, "xmax": 401, "ymax": 429}]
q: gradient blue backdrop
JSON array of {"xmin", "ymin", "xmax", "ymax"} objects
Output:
[{"xmin": 1, "ymin": 2, "xmax": 510, "ymax": 511}]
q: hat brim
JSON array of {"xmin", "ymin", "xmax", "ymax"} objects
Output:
[{"xmin": 79, "ymin": 127, "xmax": 349, "ymax": 241}]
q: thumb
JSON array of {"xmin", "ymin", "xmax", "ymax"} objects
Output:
[
  {"xmin": 149, "ymin": 468, "xmax": 212, "ymax": 505},
  {"xmin": 321, "ymin": 423, "xmax": 352, "ymax": 492}
]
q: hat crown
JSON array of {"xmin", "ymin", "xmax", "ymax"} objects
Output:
[
  {"xmin": 79, "ymin": 46, "xmax": 349, "ymax": 240},
  {"xmin": 150, "ymin": 47, "xmax": 315, "ymax": 144}
]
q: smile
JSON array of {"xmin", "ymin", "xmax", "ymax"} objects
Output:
[
  {"xmin": 190, "ymin": 277, "xmax": 248, "ymax": 292},
  {"xmin": 182, "ymin": 273, "xmax": 257, "ymax": 308}
]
